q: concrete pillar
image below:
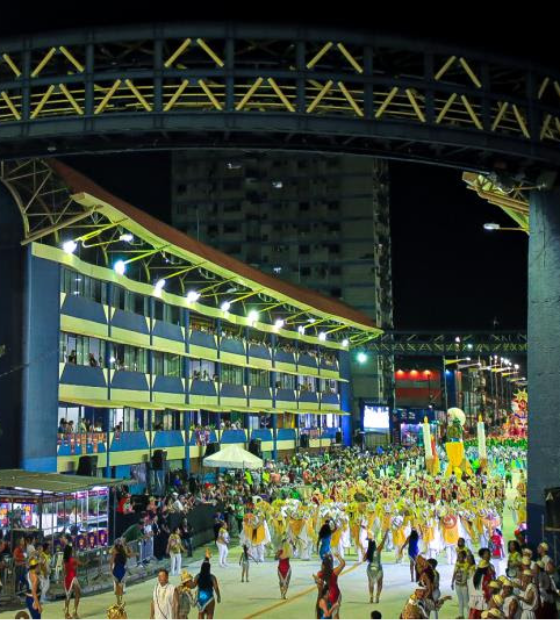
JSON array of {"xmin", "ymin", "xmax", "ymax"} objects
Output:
[{"xmin": 528, "ymin": 187, "xmax": 560, "ymax": 545}]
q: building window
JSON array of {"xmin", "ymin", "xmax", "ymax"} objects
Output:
[
  {"xmin": 249, "ymin": 368, "xmax": 269, "ymax": 388},
  {"xmin": 112, "ymin": 408, "xmax": 147, "ymax": 432},
  {"xmin": 221, "ymin": 364, "xmax": 245, "ymax": 385},
  {"xmin": 112, "ymin": 344, "xmax": 148, "ymax": 373},
  {"xmin": 153, "ymin": 410, "xmax": 183, "ymax": 431},
  {"xmin": 61, "ymin": 268, "xmax": 106, "ymax": 304},
  {"xmin": 112, "ymin": 287, "xmax": 147, "ymax": 315},
  {"xmin": 60, "ymin": 332, "xmax": 106, "ymax": 367},
  {"xmin": 153, "ymin": 352, "xmax": 179, "ymax": 376},
  {"xmin": 190, "ymin": 359, "xmax": 216, "ymax": 381},
  {"xmin": 276, "ymin": 373, "xmax": 296, "ymax": 390}
]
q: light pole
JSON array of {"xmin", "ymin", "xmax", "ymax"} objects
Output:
[{"xmin": 483, "ymin": 222, "xmax": 528, "ymax": 233}]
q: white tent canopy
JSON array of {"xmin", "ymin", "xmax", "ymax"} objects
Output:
[{"xmin": 203, "ymin": 444, "xmax": 263, "ymax": 469}]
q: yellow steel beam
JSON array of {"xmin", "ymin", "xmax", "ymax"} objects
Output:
[
  {"xmin": 2, "ymin": 54, "xmax": 21, "ymax": 77},
  {"xmin": 336, "ymin": 43, "xmax": 363, "ymax": 74},
  {"xmin": 196, "ymin": 38, "xmax": 224, "ymax": 68},
  {"xmin": 405, "ymin": 88, "xmax": 426, "ymax": 122},
  {"xmin": 337, "ymin": 82, "xmax": 363, "ymax": 117},
  {"xmin": 30, "ymin": 85, "xmax": 55, "ymax": 119},
  {"xmin": 458, "ymin": 57, "xmax": 482, "ymax": 88},
  {"xmin": 491, "ymin": 101, "xmax": 509, "ymax": 132},
  {"xmin": 374, "ymin": 86, "xmax": 399, "ymax": 119},
  {"xmin": 554, "ymin": 81, "xmax": 560, "ymax": 100},
  {"xmin": 538, "ymin": 77, "xmax": 550, "ymax": 100},
  {"xmin": 512, "ymin": 104, "xmax": 530, "ymax": 139},
  {"xmin": 31, "ymin": 47, "xmax": 57, "ymax": 78},
  {"xmin": 436, "ymin": 93, "xmax": 458, "ymax": 124},
  {"xmin": 460, "ymin": 95, "xmax": 483, "ymax": 130},
  {"xmin": 164, "ymin": 80, "xmax": 190, "ymax": 111},
  {"xmin": 306, "ymin": 80, "xmax": 333, "ymax": 113},
  {"xmin": 1, "ymin": 91, "xmax": 21, "ymax": 120},
  {"xmin": 94, "ymin": 80, "xmax": 122, "ymax": 115},
  {"xmin": 21, "ymin": 207, "xmax": 98, "ymax": 246},
  {"xmin": 307, "ymin": 42, "xmax": 333, "ymax": 69},
  {"xmin": 267, "ymin": 78, "xmax": 295, "ymax": 112},
  {"xmin": 59, "ymin": 46, "xmax": 84, "ymax": 73},
  {"xmin": 198, "ymin": 79, "xmax": 223, "ymax": 110},
  {"xmin": 540, "ymin": 114, "xmax": 553, "ymax": 141},
  {"xmin": 125, "ymin": 79, "xmax": 152, "ymax": 111},
  {"xmin": 236, "ymin": 78, "xmax": 264, "ymax": 111},
  {"xmin": 164, "ymin": 38, "xmax": 192, "ymax": 68},
  {"xmin": 434, "ymin": 55, "xmax": 457, "ymax": 81},
  {"xmin": 58, "ymin": 84, "xmax": 84, "ymax": 115}
]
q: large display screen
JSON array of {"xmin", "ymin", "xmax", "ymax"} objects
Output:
[{"xmin": 363, "ymin": 405, "xmax": 390, "ymax": 432}]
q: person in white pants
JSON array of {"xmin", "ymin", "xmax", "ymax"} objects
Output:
[
  {"xmin": 217, "ymin": 524, "xmax": 230, "ymax": 568},
  {"xmin": 167, "ymin": 528, "xmax": 185, "ymax": 577},
  {"xmin": 451, "ymin": 550, "xmax": 469, "ymax": 619}
]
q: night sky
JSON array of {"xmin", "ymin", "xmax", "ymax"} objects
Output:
[{"xmin": 3, "ymin": 6, "xmax": 551, "ymax": 331}]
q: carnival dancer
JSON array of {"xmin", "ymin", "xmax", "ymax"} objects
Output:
[
  {"xmin": 25, "ymin": 558, "xmax": 43, "ymax": 620},
  {"xmin": 239, "ymin": 544, "xmax": 256, "ymax": 583},
  {"xmin": 518, "ymin": 569, "xmax": 538, "ymax": 619},
  {"xmin": 216, "ymin": 523, "xmax": 230, "ymax": 568},
  {"xmin": 63, "ymin": 545, "xmax": 81, "ymax": 620},
  {"xmin": 177, "ymin": 570, "xmax": 195, "ymax": 619},
  {"xmin": 315, "ymin": 552, "xmax": 346, "ymax": 620},
  {"xmin": 442, "ymin": 508, "xmax": 461, "ymax": 566},
  {"xmin": 167, "ymin": 527, "xmax": 186, "ymax": 577},
  {"xmin": 401, "ymin": 528, "xmax": 420, "ymax": 582},
  {"xmin": 317, "ymin": 519, "xmax": 335, "ymax": 561},
  {"xmin": 501, "ymin": 579, "xmax": 519, "ymax": 620},
  {"xmin": 110, "ymin": 539, "xmax": 132, "ymax": 605},
  {"xmin": 451, "ymin": 549, "xmax": 471, "ymax": 620},
  {"xmin": 366, "ymin": 530, "xmax": 389, "ymax": 604},
  {"xmin": 188, "ymin": 556, "xmax": 221, "ymax": 620},
  {"xmin": 276, "ymin": 540, "xmax": 292, "ymax": 599}
]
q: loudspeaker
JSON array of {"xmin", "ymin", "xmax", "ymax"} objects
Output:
[
  {"xmin": 151, "ymin": 449, "xmax": 167, "ymax": 470},
  {"xmin": 76, "ymin": 455, "xmax": 98, "ymax": 477},
  {"xmin": 335, "ymin": 431, "xmax": 342, "ymax": 444},
  {"xmin": 249, "ymin": 438, "xmax": 262, "ymax": 457},
  {"xmin": 545, "ymin": 487, "xmax": 560, "ymax": 530},
  {"xmin": 300, "ymin": 433, "xmax": 309, "ymax": 449},
  {"xmin": 205, "ymin": 442, "xmax": 220, "ymax": 457}
]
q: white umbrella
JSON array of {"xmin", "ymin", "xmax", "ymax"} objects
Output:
[{"xmin": 203, "ymin": 444, "xmax": 263, "ymax": 469}]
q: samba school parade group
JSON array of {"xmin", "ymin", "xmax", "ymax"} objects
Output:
[{"xmin": 26, "ymin": 408, "xmax": 544, "ymax": 620}]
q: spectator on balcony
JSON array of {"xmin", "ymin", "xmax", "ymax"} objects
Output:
[
  {"xmin": 193, "ymin": 370, "xmax": 201, "ymax": 380},
  {"xmin": 79, "ymin": 419, "xmax": 87, "ymax": 433},
  {"xmin": 68, "ymin": 350, "xmax": 77, "ymax": 364},
  {"xmin": 67, "ymin": 421, "xmax": 75, "ymax": 434},
  {"xmin": 88, "ymin": 353, "xmax": 98, "ymax": 367},
  {"xmin": 58, "ymin": 419, "xmax": 67, "ymax": 434},
  {"xmin": 202, "ymin": 370, "xmax": 210, "ymax": 382}
]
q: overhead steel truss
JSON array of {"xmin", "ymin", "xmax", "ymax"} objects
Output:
[
  {"xmin": 364, "ymin": 330, "xmax": 527, "ymax": 356},
  {"xmin": 0, "ymin": 157, "xmax": 375, "ymax": 346},
  {"xmin": 0, "ymin": 24, "xmax": 557, "ymax": 173}
]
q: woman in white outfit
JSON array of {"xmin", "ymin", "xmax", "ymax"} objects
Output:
[
  {"xmin": 451, "ymin": 550, "xmax": 470, "ymax": 619},
  {"xmin": 217, "ymin": 523, "xmax": 230, "ymax": 568},
  {"xmin": 519, "ymin": 569, "xmax": 539, "ymax": 619},
  {"xmin": 166, "ymin": 528, "xmax": 185, "ymax": 577}
]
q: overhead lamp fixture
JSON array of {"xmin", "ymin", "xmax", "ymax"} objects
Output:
[
  {"xmin": 186, "ymin": 290, "xmax": 201, "ymax": 303},
  {"xmin": 119, "ymin": 233, "xmax": 134, "ymax": 243},
  {"xmin": 342, "ymin": 339, "xmax": 349, "ymax": 347},
  {"xmin": 357, "ymin": 352, "xmax": 368, "ymax": 364},
  {"xmin": 298, "ymin": 325, "xmax": 306, "ymax": 335},
  {"xmin": 483, "ymin": 222, "xmax": 501, "ymax": 231},
  {"xmin": 114, "ymin": 260, "xmax": 126, "ymax": 276},
  {"xmin": 220, "ymin": 301, "xmax": 231, "ymax": 312},
  {"xmin": 63, "ymin": 240, "xmax": 78, "ymax": 254},
  {"xmin": 248, "ymin": 310, "xmax": 259, "ymax": 323},
  {"xmin": 318, "ymin": 332, "xmax": 327, "ymax": 341},
  {"xmin": 274, "ymin": 319, "xmax": 285, "ymax": 329}
]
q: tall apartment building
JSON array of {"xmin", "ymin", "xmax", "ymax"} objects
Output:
[{"xmin": 171, "ymin": 151, "xmax": 394, "ymax": 421}]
